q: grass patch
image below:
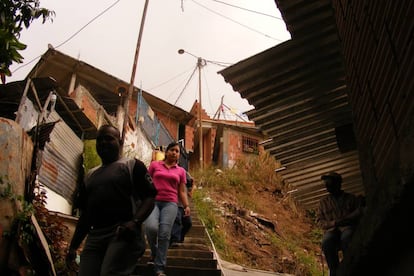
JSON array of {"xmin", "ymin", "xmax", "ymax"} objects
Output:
[
  {"xmin": 192, "ymin": 189, "xmax": 227, "ymax": 253},
  {"xmin": 191, "ymin": 152, "xmax": 325, "ymax": 275}
]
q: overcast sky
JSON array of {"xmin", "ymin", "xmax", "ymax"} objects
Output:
[{"xmin": 9, "ymin": 0, "xmax": 290, "ymax": 119}]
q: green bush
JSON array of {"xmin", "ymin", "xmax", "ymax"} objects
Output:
[{"xmin": 83, "ymin": 139, "xmax": 100, "ymax": 173}]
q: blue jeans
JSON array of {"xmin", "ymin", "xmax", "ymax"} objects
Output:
[
  {"xmin": 322, "ymin": 227, "xmax": 353, "ymax": 276},
  {"xmin": 79, "ymin": 224, "xmax": 144, "ymax": 276},
  {"xmin": 144, "ymin": 201, "xmax": 178, "ymax": 273}
]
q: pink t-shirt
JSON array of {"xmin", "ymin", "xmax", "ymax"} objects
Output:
[{"xmin": 148, "ymin": 160, "xmax": 186, "ymax": 203}]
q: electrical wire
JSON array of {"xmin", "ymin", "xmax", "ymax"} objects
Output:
[
  {"xmin": 13, "ymin": 0, "xmax": 283, "ymax": 77},
  {"xmin": 203, "ymin": 59, "xmax": 233, "ymax": 67},
  {"xmin": 200, "ymin": 66, "xmax": 215, "ymax": 114},
  {"xmin": 148, "ymin": 65, "xmax": 196, "ymax": 91},
  {"xmin": 208, "ymin": 0, "xmax": 283, "ymax": 20},
  {"xmin": 55, "ymin": 0, "xmax": 122, "ymax": 49},
  {"xmin": 190, "ymin": 0, "xmax": 284, "ymax": 41},
  {"xmin": 164, "ymin": 68, "xmax": 198, "ymax": 104},
  {"xmin": 11, "ymin": 0, "xmax": 282, "ymax": 118},
  {"xmin": 171, "ymin": 65, "xmax": 198, "ymax": 108},
  {"xmin": 12, "ymin": 0, "xmax": 122, "ymax": 74}
]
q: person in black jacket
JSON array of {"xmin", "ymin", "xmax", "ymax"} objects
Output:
[
  {"xmin": 170, "ymin": 171, "xmax": 194, "ymax": 246},
  {"xmin": 65, "ymin": 125, "xmax": 157, "ymax": 276}
]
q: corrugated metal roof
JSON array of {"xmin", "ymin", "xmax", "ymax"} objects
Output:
[
  {"xmin": 219, "ymin": 0, "xmax": 365, "ymax": 209},
  {"xmin": 0, "ymin": 77, "xmax": 97, "ymax": 139},
  {"xmin": 27, "ymin": 48, "xmax": 193, "ymax": 125}
]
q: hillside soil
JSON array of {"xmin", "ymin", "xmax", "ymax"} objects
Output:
[{"xmin": 194, "ymin": 164, "xmax": 326, "ymax": 276}]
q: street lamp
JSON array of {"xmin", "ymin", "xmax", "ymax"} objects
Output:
[{"xmin": 178, "ymin": 49, "xmax": 206, "ymax": 169}]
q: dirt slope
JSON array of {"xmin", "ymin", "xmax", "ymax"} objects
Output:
[{"xmin": 193, "ymin": 160, "xmax": 326, "ymax": 276}]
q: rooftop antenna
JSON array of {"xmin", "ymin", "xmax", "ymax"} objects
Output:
[{"xmin": 213, "ymin": 96, "xmax": 225, "ymax": 120}]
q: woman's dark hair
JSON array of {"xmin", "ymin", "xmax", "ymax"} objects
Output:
[{"xmin": 165, "ymin": 141, "xmax": 180, "ymax": 153}]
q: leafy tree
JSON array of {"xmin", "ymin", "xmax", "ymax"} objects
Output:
[{"xmin": 0, "ymin": 0, "xmax": 54, "ymax": 83}]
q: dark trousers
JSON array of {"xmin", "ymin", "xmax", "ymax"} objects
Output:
[
  {"xmin": 79, "ymin": 224, "xmax": 145, "ymax": 276},
  {"xmin": 322, "ymin": 227, "xmax": 353, "ymax": 276},
  {"xmin": 171, "ymin": 206, "xmax": 192, "ymax": 243}
]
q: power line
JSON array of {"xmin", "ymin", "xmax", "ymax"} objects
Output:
[
  {"xmin": 171, "ymin": 65, "xmax": 198, "ymax": 108},
  {"xmin": 208, "ymin": 0, "xmax": 283, "ymax": 20},
  {"xmin": 12, "ymin": 0, "xmax": 122, "ymax": 74},
  {"xmin": 55, "ymin": 0, "xmax": 122, "ymax": 49},
  {"xmin": 190, "ymin": 0, "xmax": 284, "ymax": 41},
  {"xmin": 203, "ymin": 59, "xmax": 233, "ymax": 67},
  {"xmin": 148, "ymin": 65, "xmax": 195, "ymax": 91},
  {"xmin": 200, "ymin": 66, "xmax": 215, "ymax": 114}
]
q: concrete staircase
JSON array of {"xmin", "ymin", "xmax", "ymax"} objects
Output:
[{"xmin": 133, "ymin": 211, "xmax": 223, "ymax": 276}]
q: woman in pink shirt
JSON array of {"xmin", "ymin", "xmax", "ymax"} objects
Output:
[{"xmin": 144, "ymin": 142, "xmax": 190, "ymax": 276}]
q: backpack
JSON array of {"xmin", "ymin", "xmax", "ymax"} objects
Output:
[{"xmin": 126, "ymin": 158, "xmax": 140, "ymax": 215}]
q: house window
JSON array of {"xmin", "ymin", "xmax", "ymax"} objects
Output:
[{"xmin": 242, "ymin": 136, "xmax": 259, "ymax": 154}]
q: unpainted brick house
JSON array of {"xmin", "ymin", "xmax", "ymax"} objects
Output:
[{"xmin": 0, "ymin": 48, "xmax": 267, "ymax": 214}]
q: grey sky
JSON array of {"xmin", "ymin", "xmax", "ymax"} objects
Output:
[{"xmin": 9, "ymin": 0, "xmax": 290, "ymax": 119}]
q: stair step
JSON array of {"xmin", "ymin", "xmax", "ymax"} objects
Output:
[
  {"xmin": 139, "ymin": 255, "xmax": 218, "ymax": 268},
  {"xmin": 186, "ymin": 225, "xmax": 207, "ymax": 237},
  {"xmin": 142, "ymin": 248, "xmax": 214, "ymax": 259},
  {"xmin": 167, "ymin": 249, "xmax": 214, "ymax": 259},
  {"xmin": 176, "ymin": 237, "xmax": 209, "ymax": 245},
  {"xmin": 169, "ymin": 242, "xmax": 211, "ymax": 250},
  {"xmin": 133, "ymin": 264, "xmax": 222, "ymax": 276},
  {"xmin": 188, "ymin": 221, "xmax": 203, "ymax": 227},
  {"xmin": 135, "ymin": 204, "xmax": 222, "ymax": 276}
]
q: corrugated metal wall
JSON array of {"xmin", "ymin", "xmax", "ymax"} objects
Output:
[
  {"xmin": 219, "ymin": 0, "xmax": 365, "ymax": 209},
  {"xmin": 137, "ymin": 91, "xmax": 174, "ymax": 147},
  {"xmin": 38, "ymin": 112, "xmax": 84, "ymax": 204}
]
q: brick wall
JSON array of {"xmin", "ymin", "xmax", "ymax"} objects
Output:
[
  {"xmin": 332, "ymin": 1, "xmax": 414, "ymax": 274},
  {"xmin": 334, "ymin": 0, "xmax": 414, "ymax": 193}
]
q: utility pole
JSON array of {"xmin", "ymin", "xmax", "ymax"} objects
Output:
[
  {"xmin": 121, "ymin": 0, "xmax": 149, "ymax": 146},
  {"xmin": 197, "ymin": 57, "xmax": 204, "ymax": 169},
  {"xmin": 178, "ymin": 49, "xmax": 206, "ymax": 169}
]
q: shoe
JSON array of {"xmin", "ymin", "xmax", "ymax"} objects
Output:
[
  {"xmin": 169, "ymin": 242, "xmax": 179, "ymax": 248},
  {"xmin": 169, "ymin": 239, "xmax": 179, "ymax": 245},
  {"xmin": 147, "ymin": 256, "xmax": 154, "ymax": 265}
]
